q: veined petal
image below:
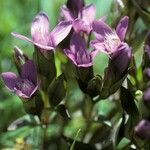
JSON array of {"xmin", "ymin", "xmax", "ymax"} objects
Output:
[
  {"xmin": 15, "ymin": 89, "xmax": 30, "ymax": 99},
  {"xmin": 50, "ymin": 21, "xmax": 72, "ymax": 46},
  {"xmin": 90, "ymin": 40, "xmax": 106, "ymax": 53},
  {"xmin": 12, "ymin": 32, "xmax": 54, "ymax": 50},
  {"xmin": 31, "ymin": 12, "xmax": 50, "ymax": 45},
  {"xmin": 77, "ymin": 62, "xmax": 93, "ymax": 67},
  {"xmin": 64, "ymin": 49, "xmax": 77, "ymax": 66},
  {"xmin": 1, "ymin": 72, "xmax": 18, "ymax": 90},
  {"xmin": 73, "ymin": 19, "xmax": 91, "ymax": 34},
  {"xmin": 116, "ymin": 16, "xmax": 129, "ymax": 41},
  {"xmin": 29, "ymin": 85, "xmax": 39, "ymax": 97},
  {"xmin": 70, "ymin": 33, "xmax": 86, "ymax": 53},
  {"xmin": 90, "ymin": 49, "xmax": 99, "ymax": 58},
  {"xmin": 110, "ymin": 43, "xmax": 132, "ymax": 74},
  {"xmin": 93, "ymin": 20, "xmax": 113, "ymax": 40},
  {"xmin": 61, "ymin": 6, "xmax": 74, "ymax": 21},
  {"xmin": 81, "ymin": 4, "xmax": 96, "ymax": 25},
  {"xmin": 21, "ymin": 60, "xmax": 37, "ymax": 85},
  {"xmin": 67, "ymin": 0, "xmax": 84, "ymax": 17}
]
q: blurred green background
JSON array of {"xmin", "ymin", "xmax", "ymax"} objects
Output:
[{"xmin": 0, "ymin": 0, "xmax": 149, "ymax": 149}]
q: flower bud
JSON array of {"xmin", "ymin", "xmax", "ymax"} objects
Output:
[
  {"xmin": 143, "ymin": 87, "xmax": 150, "ymax": 109},
  {"xmin": 134, "ymin": 119, "xmax": 150, "ymax": 140},
  {"xmin": 13, "ymin": 46, "xmax": 28, "ymax": 73}
]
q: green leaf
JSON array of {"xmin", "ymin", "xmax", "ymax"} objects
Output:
[
  {"xmin": 131, "ymin": 0, "xmax": 150, "ymax": 27},
  {"xmin": 70, "ymin": 129, "xmax": 81, "ymax": 150},
  {"xmin": 48, "ymin": 74, "xmax": 66, "ymax": 107},
  {"xmin": 117, "ymin": 137, "xmax": 131, "ymax": 150},
  {"xmin": 120, "ymin": 86, "xmax": 139, "ymax": 117},
  {"xmin": 33, "ymin": 50, "xmax": 56, "ymax": 91}
]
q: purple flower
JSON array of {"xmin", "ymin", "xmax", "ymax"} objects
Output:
[
  {"xmin": 134, "ymin": 119, "xmax": 150, "ymax": 140},
  {"xmin": 12, "ymin": 12, "xmax": 72, "ymax": 51},
  {"xmin": 91, "ymin": 16, "xmax": 129, "ymax": 56},
  {"xmin": 1, "ymin": 60, "xmax": 38, "ymax": 99},
  {"xmin": 61, "ymin": 0, "xmax": 96, "ymax": 34},
  {"xmin": 144, "ymin": 31, "xmax": 150, "ymax": 59},
  {"xmin": 66, "ymin": 0, "xmax": 84, "ymax": 18},
  {"xmin": 144, "ymin": 88, "xmax": 150, "ymax": 101},
  {"xmin": 143, "ymin": 87, "xmax": 150, "ymax": 109},
  {"xmin": 109, "ymin": 43, "xmax": 132, "ymax": 74},
  {"xmin": 64, "ymin": 33, "xmax": 98, "ymax": 67}
]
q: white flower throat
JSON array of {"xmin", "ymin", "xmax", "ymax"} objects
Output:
[{"xmin": 104, "ymin": 32, "xmax": 121, "ymax": 53}]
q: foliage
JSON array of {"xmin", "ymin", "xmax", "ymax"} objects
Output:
[{"xmin": 0, "ymin": 0, "xmax": 150, "ymax": 149}]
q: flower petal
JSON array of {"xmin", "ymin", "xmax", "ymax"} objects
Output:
[
  {"xmin": 110, "ymin": 43, "xmax": 132, "ymax": 74},
  {"xmin": 92, "ymin": 20, "xmax": 113, "ymax": 40},
  {"xmin": 31, "ymin": 12, "xmax": 50, "ymax": 46},
  {"xmin": 14, "ymin": 89, "xmax": 30, "ymax": 99},
  {"xmin": 12, "ymin": 32, "xmax": 54, "ymax": 50},
  {"xmin": 21, "ymin": 60, "xmax": 37, "ymax": 84},
  {"xmin": 29, "ymin": 85, "xmax": 39, "ymax": 97},
  {"xmin": 77, "ymin": 62, "xmax": 93, "ymax": 67},
  {"xmin": 81, "ymin": 4, "xmax": 96, "ymax": 25},
  {"xmin": 116, "ymin": 16, "xmax": 129, "ymax": 41},
  {"xmin": 90, "ymin": 40, "xmax": 106, "ymax": 53},
  {"xmin": 134, "ymin": 120, "xmax": 150, "ymax": 139},
  {"xmin": 67, "ymin": 0, "xmax": 84, "ymax": 18},
  {"xmin": 50, "ymin": 21, "xmax": 72, "ymax": 47},
  {"xmin": 64, "ymin": 49, "xmax": 77, "ymax": 66},
  {"xmin": 1, "ymin": 72, "xmax": 18, "ymax": 90},
  {"xmin": 90, "ymin": 49, "xmax": 99, "ymax": 58},
  {"xmin": 144, "ymin": 87, "xmax": 150, "ymax": 103},
  {"xmin": 61, "ymin": 6, "xmax": 74, "ymax": 21},
  {"xmin": 73, "ymin": 19, "xmax": 91, "ymax": 34},
  {"xmin": 70, "ymin": 33, "xmax": 86, "ymax": 53}
]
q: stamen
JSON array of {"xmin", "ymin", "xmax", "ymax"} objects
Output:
[{"xmin": 103, "ymin": 31, "xmax": 121, "ymax": 53}]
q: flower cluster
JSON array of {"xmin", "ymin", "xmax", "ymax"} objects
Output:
[
  {"xmin": 2, "ymin": 1, "xmax": 132, "ymax": 100},
  {"xmin": 1, "ymin": 0, "xmax": 150, "ymax": 149}
]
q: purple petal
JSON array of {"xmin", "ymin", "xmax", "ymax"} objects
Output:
[
  {"xmin": 14, "ymin": 78, "xmax": 39, "ymax": 99},
  {"xmin": 31, "ymin": 12, "xmax": 50, "ymax": 46},
  {"xmin": 67, "ymin": 0, "xmax": 84, "ymax": 18},
  {"xmin": 145, "ymin": 31, "xmax": 150, "ymax": 46},
  {"xmin": 70, "ymin": 33, "xmax": 86, "ymax": 53},
  {"xmin": 61, "ymin": 7, "xmax": 74, "ymax": 21},
  {"xmin": 144, "ymin": 32, "xmax": 150, "ymax": 58},
  {"xmin": 50, "ymin": 21, "xmax": 72, "ymax": 46},
  {"xmin": 73, "ymin": 19, "xmax": 91, "ymax": 34},
  {"xmin": 64, "ymin": 49, "xmax": 78, "ymax": 66},
  {"xmin": 77, "ymin": 52, "xmax": 93, "ymax": 67},
  {"xmin": 144, "ymin": 87, "xmax": 150, "ymax": 104},
  {"xmin": 1, "ymin": 72, "xmax": 18, "ymax": 90},
  {"xmin": 21, "ymin": 80, "xmax": 36, "ymax": 97},
  {"xmin": 21, "ymin": 60, "xmax": 37, "ymax": 84},
  {"xmin": 15, "ymin": 89, "xmax": 30, "ymax": 99},
  {"xmin": 90, "ymin": 40, "xmax": 106, "ymax": 53},
  {"xmin": 29, "ymin": 85, "xmax": 39, "ymax": 97},
  {"xmin": 134, "ymin": 120, "xmax": 150, "ymax": 139},
  {"xmin": 90, "ymin": 49, "xmax": 99, "ymax": 58},
  {"xmin": 12, "ymin": 32, "xmax": 33, "ymax": 43},
  {"xmin": 12, "ymin": 32, "xmax": 54, "ymax": 51},
  {"xmin": 144, "ymin": 68, "xmax": 150, "ymax": 78},
  {"xmin": 116, "ymin": 16, "xmax": 129, "ymax": 41},
  {"xmin": 98, "ymin": 16, "xmax": 107, "ymax": 22},
  {"xmin": 81, "ymin": 4, "xmax": 96, "ymax": 25},
  {"xmin": 77, "ymin": 62, "xmax": 93, "ymax": 67},
  {"xmin": 93, "ymin": 20, "xmax": 113, "ymax": 40},
  {"xmin": 110, "ymin": 43, "xmax": 132, "ymax": 74}
]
